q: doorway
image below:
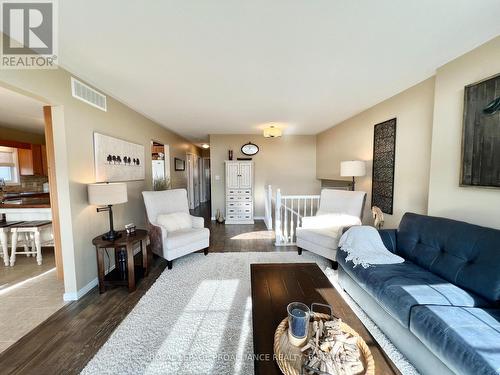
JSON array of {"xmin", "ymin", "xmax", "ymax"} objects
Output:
[
  {"xmin": 0, "ymin": 86, "xmax": 65, "ymax": 353},
  {"xmin": 151, "ymin": 141, "xmax": 170, "ymax": 190},
  {"xmin": 186, "ymin": 153, "xmax": 201, "ymax": 209},
  {"xmin": 201, "ymin": 157, "xmax": 211, "ymax": 203}
]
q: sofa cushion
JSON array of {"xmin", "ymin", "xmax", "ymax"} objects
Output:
[
  {"xmin": 316, "ymin": 189, "xmax": 366, "ymax": 218},
  {"xmin": 296, "ymin": 227, "xmax": 340, "ymax": 249},
  {"xmin": 378, "ymin": 229, "xmax": 397, "ymax": 253},
  {"xmin": 143, "ymin": 189, "xmax": 190, "ymax": 223},
  {"xmin": 165, "ymin": 227, "xmax": 209, "ymax": 249},
  {"xmin": 410, "ymin": 305, "xmax": 500, "ymax": 375},
  {"xmin": 397, "ymin": 213, "xmax": 500, "ymax": 302},
  {"xmin": 338, "ymin": 249, "xmax": 489, "ymax": 327}
]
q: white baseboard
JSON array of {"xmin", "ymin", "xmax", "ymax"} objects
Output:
[
  {"xmin": 63, "ymin": 277, "xmax": 97, "ymax": 301},
  {"xmin": 211, "ymin": 215, "xmax": 264, "ymax": 221},
  {"xmin": 63, "ymin": 264, "xmax": 117, "ymax": 301}
]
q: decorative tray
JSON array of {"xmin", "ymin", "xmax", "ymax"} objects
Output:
[{"xmin": 273, "ymin": 311, "xmax": 375, "ymax": 375}]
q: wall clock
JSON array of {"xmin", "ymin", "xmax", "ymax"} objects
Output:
[{"xmin": 241, "ymin": 142, "xmax": 259, "ymax": 156}]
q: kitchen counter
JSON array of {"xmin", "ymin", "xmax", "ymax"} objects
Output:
[
  {"xmin": 0, "ymin": 192, "xmax": 50, "ymax": 208},
  {"xmin": 0, "ymin": 201, "xmax": 50, "ymax": 208},
  {"xmin": 0, "ymin": 206, "xmax": 52, "ymax": 221}
]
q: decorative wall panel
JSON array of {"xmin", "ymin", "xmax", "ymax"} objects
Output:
[
  {"xmin": 372, "ymin": 118, "xmax": 396, "ymax": 214},
  {"xmin": 461, "ymin": 73, "xmax": 500, "ymax": 187}
]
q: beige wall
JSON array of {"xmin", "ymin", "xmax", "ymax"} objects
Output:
[
  {"xmin": 0, "ymin": 66, "xmax": 199, "ymax": 295},
  {"xmin": 316, "ymin": 78, "xmax": 435, "ymax": 228},
  {"xmin": 210, "ymin": 134, "xmax": 320, "ymax": 217},
  {"xmin": 0, "ymin": 124, "xmax": 45, "ymax": 144},
  {"xmin": 428, "ymin": 36, "xmax": 500, "ymax": 229}
]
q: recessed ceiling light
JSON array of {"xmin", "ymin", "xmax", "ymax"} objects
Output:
[{"xmin": 201, "ymin": 144, "xmax": 210, "ymax": 149}]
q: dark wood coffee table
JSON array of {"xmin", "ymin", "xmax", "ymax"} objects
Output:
[{"xmin": 251, "ymin": 263, "xmax": 401, "ymax": 375}]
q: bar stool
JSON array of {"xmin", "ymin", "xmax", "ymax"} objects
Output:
[
  {"xmin": 10, "ymin": 221, "xmax": 52, "ymax": 266},
  {"xmin": 0, "ymin": 221, "xmax": 23, "ymax": 266}
]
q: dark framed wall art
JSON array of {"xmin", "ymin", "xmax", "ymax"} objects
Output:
[
  {"xmin": 461, "ymin": 73, "xmax": 500, "ymax": 188},
  {"xmin": 174, "ymin": 157, "xmax": 185, "ymax": 171},
  {"xmin": 371, "ymin": 118, "xmax": 397, "ymax": 214}
]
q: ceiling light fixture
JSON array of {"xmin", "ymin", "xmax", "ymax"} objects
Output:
[
  {"xmin": 263, "ymin": 125, "xmax": 282, "ymax": 138},
  {"xmin": 201, "ymin": 144, "xmax": 210, "ymax": 149}
]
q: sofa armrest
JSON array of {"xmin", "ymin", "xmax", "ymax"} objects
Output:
[
  {"xmin": 378, "ymin": 229, "xmax": 397, "ymax": 253},
  {"xmin": 300, "ymin": 215, "xmax": 320, "ymax": 229},
  {"xmin": 145, "ymin": 217, "xmax": 166, "ymax": 256},
  {"xmin": 191, "ymin": 215, "xmax": 205, "ymax": 229},
  {"xmin": 341, "ymin": 225, "xmax": 358, "ymax": 235},
  {"xmin": 301, "ymin": 215, "xmax": 361, "ymax": 230}
]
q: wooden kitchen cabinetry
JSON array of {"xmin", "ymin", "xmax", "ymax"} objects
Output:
[
  {"xmin": 18, "ymin": 144, "xmax": 48, "ymax": 176},
  {"xmin": 41, "ymin": 145, "xmax": 48, "ymax": 175},
  {"xmin": 18, "ymin": 148, "xmax": 34, "ymax": 175}
]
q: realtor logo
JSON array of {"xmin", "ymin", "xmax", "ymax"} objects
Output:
[{"xmin": 1, "ymin": 0, "xmax": 58, "ymax": 69}]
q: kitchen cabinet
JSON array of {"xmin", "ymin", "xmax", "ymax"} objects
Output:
[
  {"xmin": 18, "ymin": 144, "xmax": 48, "ymax": 176},
  {"xmin": 41, "ymin": 145, "xmax": 48, "ymax": 175},
  {"xmin": 18, "ymin": 148, "xmax": 34, "ymax": 175},
  {"xmin": 152, "ymin": 145, "xmax": 164, "ymax": 154},
  {"xmin": 31, "ymin": 144, "xmax": 44, "ymax": 175}
]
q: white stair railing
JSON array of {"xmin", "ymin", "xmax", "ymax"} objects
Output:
[
  {"xmin": 274, "ymin": 188, "xmax": 320, "ymax": 246},
  {"xmin": 264, "ymin": 184, "xmax": 273, "ymax": 230}
]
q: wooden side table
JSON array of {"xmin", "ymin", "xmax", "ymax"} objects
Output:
[{"xmin": 92, "ymin": 229, "xmax": 149, "ymax": 293}]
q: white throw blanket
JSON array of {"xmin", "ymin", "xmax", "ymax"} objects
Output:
[{"xmin": 339, "ymin": 226, "xmax": 404, "ymax": 268}]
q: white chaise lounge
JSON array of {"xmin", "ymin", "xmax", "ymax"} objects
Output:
[{"xmin": 296, "ymin": 189, "xmax": 366, "ymax": 268}]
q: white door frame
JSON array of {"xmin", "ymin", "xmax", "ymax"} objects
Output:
[
  {"xmin": 151, "ymin": 140, "xmax": 171, "ymax": 185},
  {"xmin": 186, "ymin": 153, "xmax": 195, "ymax": 209},
  {"xmin": 197, "ymin": 155, "xmax": 203, "ymax": 204},
  {"xmin": 201, "ymin": 157, "xmax": 210, "ymax": 202},
  {"xmin": 186, "ymin": 153, "xmax": 201, "ymax": 209}
]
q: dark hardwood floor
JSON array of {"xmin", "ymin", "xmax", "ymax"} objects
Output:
[
  {"xmin": 194, "ymin": 201, "xmax": 296, "ymax": 253},
  {"xmin": 0, "ymin": 200, "xmax": 294, "ymax": 374},
  {"xmin": 0, "ymin": 253, "xmax": 168, "ymax": 375}
]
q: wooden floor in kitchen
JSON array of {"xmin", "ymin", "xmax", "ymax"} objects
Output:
[{"xmin": 0, "ymin": 201, "xmax": 296, "ymax": 374}]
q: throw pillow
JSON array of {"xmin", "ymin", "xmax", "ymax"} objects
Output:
[{"xmin": 157, "ymin": 212, "xmax": 192, "ymax": 232}]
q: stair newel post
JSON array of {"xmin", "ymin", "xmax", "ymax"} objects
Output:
[{"xmin": 275, "ymin": 188, "xmax": 282, "ymax": 245}]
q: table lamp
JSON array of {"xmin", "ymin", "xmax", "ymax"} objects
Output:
[
  {"xmin": 88, "ymin": 182, "xmax": 128, "ymax": 241},
  {"xmin": 340, "ymin": 160, "xmax": 366, "ymax": 191}
]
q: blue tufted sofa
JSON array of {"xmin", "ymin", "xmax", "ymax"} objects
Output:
[{"xmin": 337, "ymin": 212, "xmax": 500, "ymax": 375}]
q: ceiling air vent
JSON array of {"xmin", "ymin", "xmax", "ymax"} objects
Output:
[{"xmin": 71, "ymin": 77, "xmax": 107, "ymax": 112}]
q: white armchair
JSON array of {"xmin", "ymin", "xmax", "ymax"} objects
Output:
[
  {"xmin": 142, "ymin": 189, "xmax": 210, "ymax": 269},
  {"xmin": 296, "ymin": 189, "xmax": 366, "ymax": 267}
]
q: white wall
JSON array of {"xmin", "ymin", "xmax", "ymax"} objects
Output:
[
  {"xmin": 210, "ymin": 134, "xmax": 320, "ymax": 218},
  {"xmin": 316, "ymin": 78, "xmax": 436, "ymax": 227},
  {"xmin": 0, "ymin": 64, "xmax": 200, "ymax": 297},
  {"xmin": 428, "ymin": 36, "xmax": 500, "ymax": 228}
]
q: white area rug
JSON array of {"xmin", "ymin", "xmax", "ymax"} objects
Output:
[{"xmin": 82, "ymin": 252, "xmax": 418, "ymax": 375}]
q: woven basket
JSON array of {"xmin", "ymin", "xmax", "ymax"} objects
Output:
[{"xmin": 273, "ymin": 312, "xmax": 375, "ymax": 375}]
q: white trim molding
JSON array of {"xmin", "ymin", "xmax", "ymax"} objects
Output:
[
  {"xmin": 63, "ymin": 277, "xmax": 98, "ymax": 301},
  {"xmin": 62, "ymin": 242, "xmax": 145, "ymax": 300}
]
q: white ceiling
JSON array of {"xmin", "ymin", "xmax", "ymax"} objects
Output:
[
  {"xmin": 59, "ymin": 1, "xmax": 500, "ymax": 142},
  {"xmin": 0, "ymin": 86, "xmax": 45, "ymax": 133}
]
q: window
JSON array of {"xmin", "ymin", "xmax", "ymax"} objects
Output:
[
  {"xmin": 0, "ymin": 166, "xmax": 13, "ymax": 180},
  {"xmin": 0, "ymin": 147, "xmax": 20, "ymax": 184}
]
